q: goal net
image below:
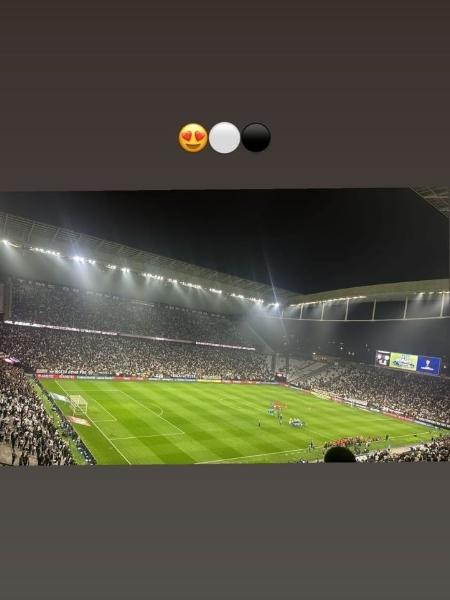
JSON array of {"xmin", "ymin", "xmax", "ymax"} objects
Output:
[{"xmin": 69, "ymin": 395, "xmax": 88, "ymax": 416}]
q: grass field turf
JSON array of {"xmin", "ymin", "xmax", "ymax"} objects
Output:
[{"xmin": 41, "ymin": 379, "xmax": 443, "ymax": 465}]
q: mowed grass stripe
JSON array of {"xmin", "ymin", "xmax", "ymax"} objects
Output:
[
  {"xmin": 50, "ymin": 381, "xmax": 130, "ymax": 465},
  {"xmin": 113, "ymin": 383, "xmax": 290, "ymax": 463},
  {"xmin": 178, "ymin": 385, "xmax": 330, "ymax": 459},
  {"xmin": 84, "ymin": 384, "xmax": 428, "ymax": 462},
  {"xmin": 100, "ymin": 383, "xmax": 240, "ymax": 463},
  {"xmin": 60, "ymin": 387, "xmax": 164, "ymax": 441},
  {"xmin": 41, "ymin": 380, "xmax": 440, "ymax": 465},
  {"xmin": 187, "ymin": 384, "xmax": 435, "ymax": 458},
  {"xmin": 56, "ymin": 382, "xmax": 191, "ymax": 464},
  {"xmin": 74, "ymin": 384, "xmax": 412, "ymax": 462},
  {"xmin": 136, "ymin": 385, "xmax": 261, "ymax": 462},
  {"xmin": 114, "ymin": 384, "xmax": 185, "ymax": 434},
  {"xmin": 153, "ymin": 385, "xmax": 300, "ymax": 460},
  {"xmin": 209, "ymin": 390, "xmax": 328, "ymax": 452},
  {"xmin": 97, "ymin": 384, "xmax": 228, "ymax": 463},
  {"xmin": 90, "ymin": 391, "xmax": 180, "ymax": 439}
]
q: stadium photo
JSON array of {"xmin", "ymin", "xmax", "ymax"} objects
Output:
[{"xmin": 0, "ymin": 188, "xmax": 449, "ymax": 466}]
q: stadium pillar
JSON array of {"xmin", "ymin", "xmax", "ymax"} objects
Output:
[
  {"xmin": 2, "ymin": 279, "xmax": 12, "ymax": 320},
  {"xmin": 271, "ymin": 354, "xmax": 277, "ymax": 372},
  {"xmin": 403, "ymin": 297, "xmax": 409, "ymax": 320}
]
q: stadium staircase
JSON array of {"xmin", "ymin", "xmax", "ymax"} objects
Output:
[{"xmin": 287, "ymin": 360, "xmax": 329, "ymax": 386}]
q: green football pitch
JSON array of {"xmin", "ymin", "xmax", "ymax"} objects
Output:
[{"xmin": 41, "ymin": 379, "xmax": 442, "ymax": 465}]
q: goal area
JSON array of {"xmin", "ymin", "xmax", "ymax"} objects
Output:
[{"xmin": 69, "ymin": 395, "xmax": 88, "ymax": 416}]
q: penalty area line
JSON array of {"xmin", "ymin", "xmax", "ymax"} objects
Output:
[
  {"xmin": 110, "ymin": 433, "xmax": 185, "ymax": 441},
  {"xmin": 53, "ymin": 381, "xmax": 132, "ymax": 465}
]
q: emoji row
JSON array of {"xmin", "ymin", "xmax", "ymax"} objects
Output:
[{"xmin": 178, "ymin": 122, "xmax": 271, "ymax": 154}]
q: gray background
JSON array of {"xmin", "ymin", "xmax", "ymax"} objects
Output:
[
  {"xmin": 0, "ymin": 1, "xmax": 449, "ymax": 598},
  {"xmin": 0, "ymin": 1, "xmax": 449, "ymax": 190}
]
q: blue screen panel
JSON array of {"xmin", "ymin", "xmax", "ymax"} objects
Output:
[{"xmin": 416, "ymin": 355, "xmax": 441, "ymax": 376}]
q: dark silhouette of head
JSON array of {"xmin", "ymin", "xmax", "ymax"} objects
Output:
[{"xmin": 324, "ymin": 446, "xmax": 357, "ymax": 463}]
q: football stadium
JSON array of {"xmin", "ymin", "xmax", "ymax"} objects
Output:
[{"xmin": 0, "ymin": 188, "xmax": 449, "ymax": 465}]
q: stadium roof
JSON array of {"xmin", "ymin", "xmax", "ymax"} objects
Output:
[
  {"xmin": 294, "ymin": 279, "xmax": 449, "ymax": 304},
  {"xmin": 1, "ymin": 210, "xmax": 448, "ymax": 306},
  {"xmin": 411, "ymin": 187, "xmax": 449, "ymax": 219},
  {"xmin": 0, "ymin": 211, "xmax": 299, "ymax": 304}
]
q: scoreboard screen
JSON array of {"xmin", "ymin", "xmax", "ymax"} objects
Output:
[
  {"xmin": 375, "ymin": 350, "xmax": 391, "ymax": 367},
  {"xmin": 389, "ymin": 352, "xmax": 418, "ymax": 372},
  {"xmin": 416, "ymin": 355, "xmax": 442, "ymax": 376},
  {"xmin": 375, "ymin": 351, "xmax": 441, "ymax": 376}
]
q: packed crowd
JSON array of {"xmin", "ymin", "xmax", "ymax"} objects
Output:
[
  {"xmin": 10, "ymin": 279, "xmax": 257, "ymax": 347},
  {"xmin": 359, "ymin": 435, "xmax": 450, "ymax": 462},
  {"xmin": 296, "ymin": 362, "xmax": 450, "ymax": 426},
  {"xmin": 0, "ymin": 323, "xmax": 273, "ymax": 381},
  {"xmin": 0, "ymin": 361, "xmax": 74, "ymax": 466},
  {"xmin": 323, "ymin": 435, "xmax": 382, "ymax": 454}
]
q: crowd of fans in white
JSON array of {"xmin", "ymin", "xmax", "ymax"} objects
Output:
[
  {"xmin": 0, "ymin": 361, "xmax": 74, "ymax": 466},
  {"xmin": 0, "ymin": 324, "xmax": 272, "ymax": 380},
  {"xmin": 11, "ymin": 279, "xmax": 255, "ymax": 346},
  {"xmin": 296, "ymin": 362, "xmax": 450, "ymax": 426},
  {"xmin": 359, "ymin": 436, "xmax": 450, "ymax": 462}
]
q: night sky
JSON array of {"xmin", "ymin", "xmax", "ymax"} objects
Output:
[{"xmin": 0, "ymin": 189, "xmax": 448, "ymax": 294}]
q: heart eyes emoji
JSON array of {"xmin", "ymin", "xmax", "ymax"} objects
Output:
[{"xmin": 178, "ymin": 123, "xmax": 208, "ymax": 153}]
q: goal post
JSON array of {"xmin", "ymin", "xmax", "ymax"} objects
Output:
[{"xmin": 69, "ymin": 395, "xmax": 88, "ymax": 416}]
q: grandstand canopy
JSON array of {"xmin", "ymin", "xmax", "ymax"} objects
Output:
[
  {"xmin": 0, "ymin": 210, "xmax": 299, "ymax": 304},
  {"xmin": 411, "ymin": 187, "xmax": 449, "ymax": 219}
]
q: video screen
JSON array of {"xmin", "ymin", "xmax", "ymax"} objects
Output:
[
  {"xmin": 389, "ymin": 352, "xmax": 419, "ymax": 372},
  {"xmin": 0, "ymin": 189, "xmax": 449, "ymax": 465},
  {"xmin": 375, "ymin": 351, "xmax": 391, "ymax": 367},
  {"xmin": 376, "ymin": 351, "xmax": 442, "ymax": 376},
  {"xmin": 416, "ymin": 355, "xmax": 442, "ymax": 376}
]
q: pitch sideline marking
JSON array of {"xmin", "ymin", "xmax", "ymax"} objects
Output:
[
  {"xmin": 196, "ymin": 432, "xmax": 432, "ymax": 464},
  {"xmin": 53, "ymin": 381, "xmax": 132, "ymax": 465},
  {"xmin": 197, "ymin": 446, "xmax": 312, "ymax": 464}
]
